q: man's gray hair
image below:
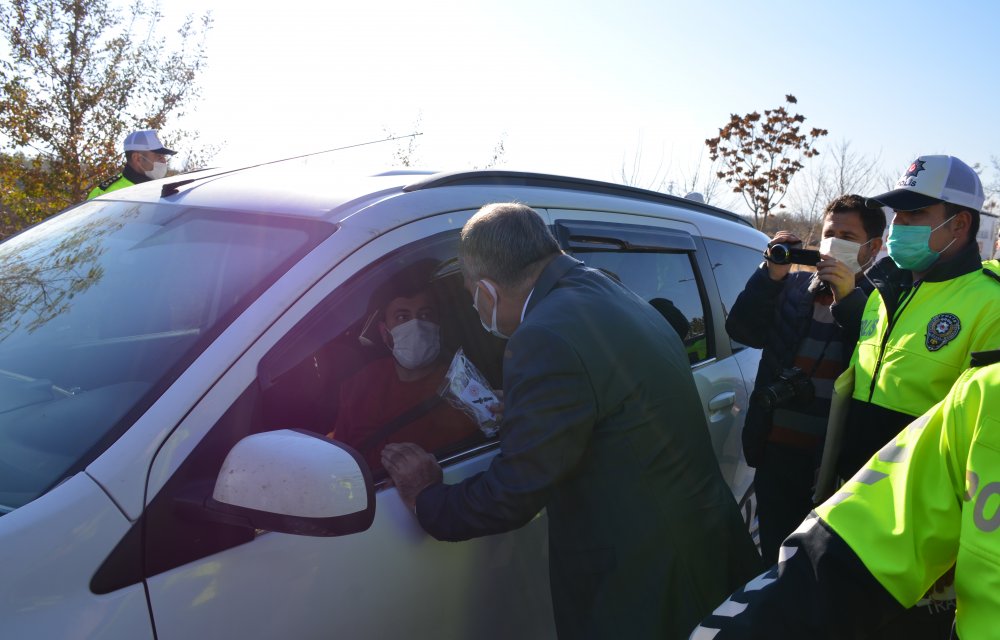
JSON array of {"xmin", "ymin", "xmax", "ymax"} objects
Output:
[{"xmin": 459, "ymin": 203, "xmax": 561, "ymax": 288}]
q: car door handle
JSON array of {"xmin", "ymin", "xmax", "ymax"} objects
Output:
[{"xmin": 708, "ymin": 391, "xmax": 736, "ymax": 412}]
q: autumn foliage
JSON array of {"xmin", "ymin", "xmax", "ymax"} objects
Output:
[
  {"xmin": 706, "ymin": 95, "xmax": 828, "ymax": 230},
  {"xmin": 0, "ymin": 0, "xmax": 211, "ymax": 237}
]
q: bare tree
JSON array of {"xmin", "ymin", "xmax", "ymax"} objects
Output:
[
  {"xmin": 824, "ymin": 140, "xmax": 883, "ymax": 197},
  {"xmin": 473, "ymin": 134, "xmax": 507, "ymax": 170},
  {"xmin": 706, "ymin": 94, "xmax": 828, "ymax": 230},
  {"xmin": 619, "ymin": 138, "xmax": 672, "ymax": 191},
  {"xmin": 385, "ymin": 113, "xmax": 423, "ymax": 168},
  {"xmin": 787, "ymin": 139, "xmax": 885, "ymax": 244},
  {"xmin": 675, "ymin": 152, "xmax": 735, "ymax": 209},
  {"xmin": 618, "ymin": 144, "xmax": 736, "ymax": 210}
]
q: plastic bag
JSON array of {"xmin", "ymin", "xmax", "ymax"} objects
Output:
[{"xmin": 439, "ymin": 348, "xmax": 501, "ymax": 437}]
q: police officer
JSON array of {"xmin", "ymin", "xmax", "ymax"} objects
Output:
[
  {"xmin": 834, "ymin": 155, "xmax": 1000, "ymax": 479},
  {"xmin": 801, "ymin": 155, "xmax": 1000, "ymax": 636},
  {"xmin": 87, "ymin": 130, "xmax": 175, "ymax": 199},
  {"xmin": 690, "ymin": 349, "xmax": 1000, "ymax": 640}
]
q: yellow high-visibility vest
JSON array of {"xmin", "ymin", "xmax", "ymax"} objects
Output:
[
  {"xmin": 87, "ymin": 173, "xmax": 136, "ymax": 199},
  {"xmin": 851, "ymin": 259, "xmax": 1000, "ymax": 417}
]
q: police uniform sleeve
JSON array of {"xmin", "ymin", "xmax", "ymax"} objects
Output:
[{"xmin": 691, "ymin": 367, "xmax": 971, "ymax": 639}]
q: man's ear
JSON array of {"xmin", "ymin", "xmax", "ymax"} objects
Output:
[
  {"xmin": 128, "ymin": 152, "xmax": 147, "ymax": 172},
  {"xmin": 475, "ymin": 279, "xmax": 500, "ymax": 313},
  {"xmin": 952, "ymin": 210, "xmax": 972, "ymax": 237},
  {"xmin": 868, "ymin": 236, "xmax": 884, "ymax": 257}
]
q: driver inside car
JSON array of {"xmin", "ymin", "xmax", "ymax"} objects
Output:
[{"xmin": 328, "ymin": 272, "xmax": 478, "ymax": 473}]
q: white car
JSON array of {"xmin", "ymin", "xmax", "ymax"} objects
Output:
[{"xmin": 0, "ymin": 162, "xmax": 767, "ymax": 638}]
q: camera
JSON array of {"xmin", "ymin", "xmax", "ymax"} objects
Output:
[
  {"xmin": 752, "ymin": 367, "xmax": 815, "ymax": 412},
  {"xmin": 765, "ymin": 243, "xmax": 821, "ymax": 266}
]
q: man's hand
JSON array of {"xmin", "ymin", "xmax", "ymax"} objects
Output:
[
  {"xmin": 381, "ymin": 443, "xmax": 443, "ymax": 513},
  {"xmin": 816, "ymin": 256, "xmax": 856, "ymax": 301},
  {"xmin": 765, "ymin": 231, "xmax": 800, "ymax": 281},
  {"xmin": 489, "ymin": 389, "xmax": 504, "ymax": 422}
]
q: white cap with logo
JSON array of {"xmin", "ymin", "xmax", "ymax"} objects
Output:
[
  {"xmin": 868, "ymin": 155, "xmax": 984, "ymax": 212},
  {"xmin": 123, "ymin": 130, "xmax": 176, "ymax": 155}
]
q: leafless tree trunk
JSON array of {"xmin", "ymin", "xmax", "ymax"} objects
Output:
[{"xmin": 788, "ymin": 139, "xmax": 890, "ymax": 243}]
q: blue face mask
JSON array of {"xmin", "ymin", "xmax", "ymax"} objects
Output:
[{"xmin": 886, "ymin": 217, "xmax": 956, "ymax": 272}]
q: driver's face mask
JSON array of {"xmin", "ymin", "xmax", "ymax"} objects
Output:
[
  {"xmin": 473, "ymin": 280, "xmax": 510, "ymax": 340},
  {"xmin": 388, "ymin": 319, "xmax": 441, "ymax": 370}
]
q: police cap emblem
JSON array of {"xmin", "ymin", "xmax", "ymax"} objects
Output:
[
  {"xmin": 905, "ymin": 159, "xmax": 926, "ymax": 178},
  {"xmin": 926, "ymin": 313, "xmax": 961, "ymax": 351}
]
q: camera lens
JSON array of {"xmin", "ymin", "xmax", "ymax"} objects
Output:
[
  {"xmin": 767, "ymin": 244, "xmax": 791, "ymax": 265},
  {"xmin": 752, "ymin": 368, "xmax": 814, "ymax": 412}
]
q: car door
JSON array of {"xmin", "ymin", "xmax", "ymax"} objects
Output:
[
  {"xmin": 136, "ymin": 212, "xmax": 554, "ymax": 639},
  {"xmin": 545, "ymin": 209, "xmax": 756, "ymax": 528}
]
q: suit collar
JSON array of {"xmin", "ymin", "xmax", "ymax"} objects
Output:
[{"xmin": 523, "ymin": 253, "xmax": 581, "ymax": 317}]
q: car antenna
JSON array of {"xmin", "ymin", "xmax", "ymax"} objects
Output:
[{"xmin": 159, "ymin": 133, "xmax": 423, "ymax": 198}]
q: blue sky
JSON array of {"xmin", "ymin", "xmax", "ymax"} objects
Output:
[{"xmin": 163, "ymin": 0, "xmax": 999, "ymax": 210}]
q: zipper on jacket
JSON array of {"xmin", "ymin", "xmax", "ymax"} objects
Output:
[{"xmin": 867, "ymin": 281, "xmax": 921, "ymax": 402}]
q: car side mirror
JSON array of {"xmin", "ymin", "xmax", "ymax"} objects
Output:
[{"xmin": 206, "ymin": 429, "xmax": 375, "ymax": 537}]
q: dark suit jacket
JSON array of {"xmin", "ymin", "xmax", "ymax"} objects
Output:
[{"xmin": 416, "ymin": 254, "xmax": 760, "ymax": 639}]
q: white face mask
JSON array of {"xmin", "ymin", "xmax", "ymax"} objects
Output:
[
  {"xmin": 473, "ymin": 280, "xmax": 510, "ymax": 340},
  {"xmin": 388, "ymin": 319, "xmax": 441, "ymax": 370},
  {"xmin": 819, "ymin": 236, "xmax": 872, "ymax": 274},
  {"xmin": 144, "ymin": 161, "xmax": 168, "ymax": 180}
]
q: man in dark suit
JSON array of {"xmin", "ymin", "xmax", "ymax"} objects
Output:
[{"xmin": 382, "ymin": 203, "xmax": 759, "ymax": 639}]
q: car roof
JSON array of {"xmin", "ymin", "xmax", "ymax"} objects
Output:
[{"xmin": 93, "ymin": 161, "xmax": 755, "ymax": 235}]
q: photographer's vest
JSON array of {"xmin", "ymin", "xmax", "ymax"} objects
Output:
[
  {"xmin": 818, "ymin": 355, "xmax": 1000, "ymax": 640},
  {"xmin": 851, "ymin": 260, "xmax": 1000, "ymax": 418}
]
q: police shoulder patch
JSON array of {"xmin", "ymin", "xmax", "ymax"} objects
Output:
[
  {"xmin": 98, "ymin": 173, "xmax": 122, "ymax": 191},
  {"xmin": 926, "ymin": 313, "xmax": 961, "ymax": 352}
]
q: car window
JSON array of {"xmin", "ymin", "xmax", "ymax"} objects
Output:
[
  {"xmin": 258, "ymin": 230, "xmax": 504, "ymax": 480},
  {"xmin": 552, "ymin": 218, "xmax": 710, "ymax": 364},
  {"xmin": 702, "ymin": 238, "xmax": 764, "ymax": 349},
  {"xmin": 567, "ymin": 249, "xmax": 710, "ymax": 364},
  {"xmin": 132, "ymin": 226, "xmax": 508, "ymax": 582},
  {"xmin": 0, "ymin": 200, "xmax": 333, "ymax": 513}
]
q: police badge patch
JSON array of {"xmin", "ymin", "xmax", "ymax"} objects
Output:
[{"xmin": 926, "ymin": 313, "xmax": 961, "ymax": 351}]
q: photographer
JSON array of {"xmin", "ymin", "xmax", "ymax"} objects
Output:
[{"xmin": 727, "ymin": 195, "xmax": 884, "ymax": 564}]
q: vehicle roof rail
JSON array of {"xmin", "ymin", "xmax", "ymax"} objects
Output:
[{"xmin": 402, "ymin": 170, "xmax": 752, "ymax": 227}]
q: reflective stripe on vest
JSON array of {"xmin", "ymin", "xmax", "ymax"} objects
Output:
[{"xmin": 818, "ymin": 363, "xmax": 1000, "ymax": 640}]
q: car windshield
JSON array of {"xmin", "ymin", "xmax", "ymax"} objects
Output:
[{"xmin": 0, "ymin": 200, "xmax": 334, "ymax": 513}]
